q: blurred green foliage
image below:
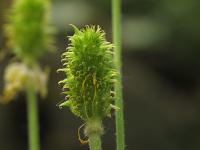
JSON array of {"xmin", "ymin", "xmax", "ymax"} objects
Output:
[{"xmin": 5, "ymin": 0, "xmax": 53, "ymax": 63}]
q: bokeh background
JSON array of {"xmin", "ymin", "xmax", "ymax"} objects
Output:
[{"xmin": 1, "ymin": 0, "xmax": 200, "ymax": 149}]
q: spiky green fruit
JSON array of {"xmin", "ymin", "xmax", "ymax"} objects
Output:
[
  {"xmin": 5, "ymin": 0, "xmax": 53, "ymax": 63},
  {"xmin": 58, "ymin": 25, "xmax": 117, "ymax": 121}
]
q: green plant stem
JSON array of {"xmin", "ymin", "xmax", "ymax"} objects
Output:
[
  {"xmin": 85, "ymin": 118, "xmax": 102, "ymax": 150},
  {"xmin": 26, "ymin": 84, "xmax": 40, "ymax": 150},
  {"xmin": 88, "ymin": 133, "xmax": 102, "ymax": 150},
  {"xmin": 112, "ymin": 0, "xmax": 125, "ymax": 150}
]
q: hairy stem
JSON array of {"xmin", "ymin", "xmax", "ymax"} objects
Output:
[
  {"xmin": 85, "ymin": 119, "xmax": 103, "ymax": 150},
  {"xmin": 26, "ymin": 85, "xmax": 40, "ymax": 150},
  {"xmin": 88, "ymin": 133, "xmax": 102, "ymax": 150},
  {"xmin": 112, "ymin": 0, "xmax": 125, "ymax": 150}
]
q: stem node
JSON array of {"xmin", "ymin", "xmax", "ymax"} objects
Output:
[{"xmin": 85, "ymin": 118, "xmax": 103, "ymax": 150}]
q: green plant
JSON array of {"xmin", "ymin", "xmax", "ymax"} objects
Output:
[
  {"xmin": 5, "ymin": 0, "xmax": 53, "ymax": 65},
  {"xmin": 58, "ymin": 25, "xmax": 118, "ymax": 150},
  {"xmin": 112, "ymin": 0, "xmax": 125, "ymax": 149},
  {"xmin": 1, "ymin": 0, "xmax": 53, "ymax": 150}
]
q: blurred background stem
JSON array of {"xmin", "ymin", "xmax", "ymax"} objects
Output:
[
  {"xmin": 112, "ymin": 0, "xmax": 125, "ymax": 150},
  {"xmin": 26, "ymin": 84, "xmax": 40, "ymax": 150}
]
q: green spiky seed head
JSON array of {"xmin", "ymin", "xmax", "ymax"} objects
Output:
[
  {"xmin": 5, "ymin": 0, "xmax": 53, "ymax": 63},
  {"xmin": 58, "ymin": 25, "xmax": 117, "ymax": 121}
]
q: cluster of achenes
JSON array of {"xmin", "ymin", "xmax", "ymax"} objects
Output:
[
  {"xmin": 5, "ymin": 0, "xmax": 53, "ymax": 63},
  {"xmin": 1, "ymin": 0, "xmax": 53, "ymax": 103},
  {"xmin": 58, "ymin": 26, "xmax": 117, "ymax": 121}
]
